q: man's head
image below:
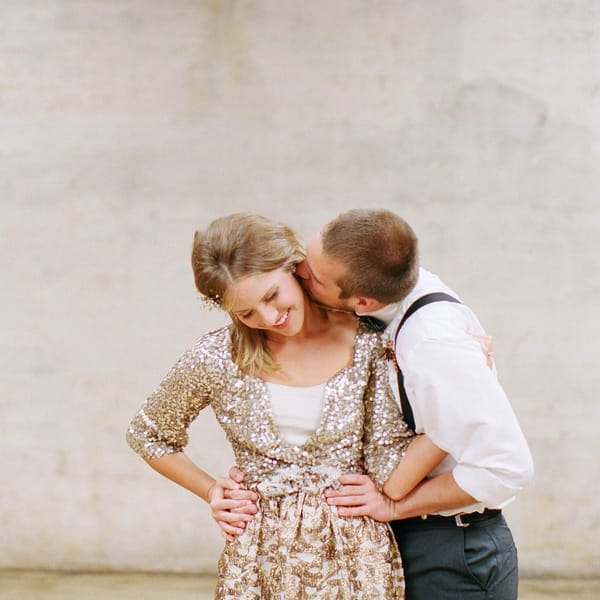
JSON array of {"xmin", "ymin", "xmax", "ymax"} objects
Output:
[{"xmin": 297, "ymin": 209, "xmax": 419, "ymax": 312}]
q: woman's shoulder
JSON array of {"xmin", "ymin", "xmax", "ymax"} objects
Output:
[
  {"xmin": 191, "ymin": 325, "xmax": 230, "ymax": 352},
  {"xmin": 199, "ymin": 324, "xmax": 230, "ymax": 341},
  {"xmin": 356, "ymin": 318, "xmax": 385, "ymax": 340},
  {"xmin": 322, "ymin": 311, "xmax": 385, "ymax": 357},
  {"xmin": 175, "ymin": 326, "xmax": 232, "ymax": 368},
  {"xmin": 354, "ymin": 319, "xmax": 387, "ymax": 361}
]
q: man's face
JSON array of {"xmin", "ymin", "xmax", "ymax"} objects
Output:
[{"xmin": 296, "ymin": 232, "xmax": 357, "ymax": 312}]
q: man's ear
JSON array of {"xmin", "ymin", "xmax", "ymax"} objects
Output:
[{"xmin": 355, "ymin": 296, "xmax": 385, "ymax": 313}]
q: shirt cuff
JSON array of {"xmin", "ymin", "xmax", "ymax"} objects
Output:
[{"xmin": 453, "ymin": 464, "xmax": 522, "ymax": 509}]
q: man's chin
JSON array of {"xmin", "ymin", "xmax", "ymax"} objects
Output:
[
  {"xmin": 306, "ymin": 291, "xmax": 354, "ymax": 314},
  {"xmin": 298, "ymin": 280, "xmax": 353, "ymax": 312}
]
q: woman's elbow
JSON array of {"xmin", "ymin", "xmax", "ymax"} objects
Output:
[{"xmin": 382, "ymin": 481, "xmax": 408, "ymax": 502}]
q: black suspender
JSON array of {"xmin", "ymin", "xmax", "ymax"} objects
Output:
[{"xmin": 393, "ymin": 293, "xmax": 461, "ymax": 431}]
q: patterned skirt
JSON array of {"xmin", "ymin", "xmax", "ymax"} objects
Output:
[{"xmin": 216, "ymin": 465, "xmax": 404, "ymax": 599}]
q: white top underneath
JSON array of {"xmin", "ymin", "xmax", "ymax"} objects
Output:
[{"xmin": 266, "ymin": 382, "xmax": 326, "ymax": 446}]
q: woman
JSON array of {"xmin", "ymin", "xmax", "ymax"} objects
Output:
[{"xmin": 126, "ymin": 213, "xmax": 446, "ymax": 599}]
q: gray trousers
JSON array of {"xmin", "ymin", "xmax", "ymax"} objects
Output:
[{"xmin": 391, "ymin": 512, "xmax": 519, "ymax": 600}]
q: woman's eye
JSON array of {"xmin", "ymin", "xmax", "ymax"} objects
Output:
[
  {"xmin": 241, "ymin": 311, "xmax": 253, "ymax": 319},
  {"xmin": 267, "ymin": 291, "xmax": 278, "ymax": 302}
]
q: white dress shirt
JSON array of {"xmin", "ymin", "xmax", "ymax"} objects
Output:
[{"xmin": 362, "ymin": 268, "xmax": 534, "ymax": 512}]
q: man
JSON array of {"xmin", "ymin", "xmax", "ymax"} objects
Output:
[
  {"xmin": 296, "ymin": 209, "xmax": 533, "ymax": 599},
  {"xmin": 213, "ymin": 209, "xmax": 533, "ymax": 599}
]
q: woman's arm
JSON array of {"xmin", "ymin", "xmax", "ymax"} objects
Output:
[
  {"xmin": 382, "ymin": 434, "xmax": 447, "ymax": 500},
  {"xmin": 324, "ymin": 437, "xmax": 448, "ymax": 520},
  {"xmin": 143, "ymin": 452, "xmax": 216, "ymax": 502},
  {"xmin": 143, "ymin": 453, "xmax": 259, "ymax": 541}
]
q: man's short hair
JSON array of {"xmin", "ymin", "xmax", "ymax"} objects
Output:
[{"xmin": 321, "ymin": 209, "xmax": 419, "ymax": 303}]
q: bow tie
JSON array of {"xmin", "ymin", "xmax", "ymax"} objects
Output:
[{"xmin": 358, "ymin": 316, "xmax": 387, "ymax": 332}]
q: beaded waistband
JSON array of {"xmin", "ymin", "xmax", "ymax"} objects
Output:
[{"xmin": 252, "ymin": 464, "xmax": 345, "ymax": 498}]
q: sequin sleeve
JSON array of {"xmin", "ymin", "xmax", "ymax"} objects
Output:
[
  {"xmin": 362, "ymin": 333, "xmax": 414, "ymax": 487},
  {"xmin": 126, "ymin": 331, "xmax": 221, "ymax": 459}
]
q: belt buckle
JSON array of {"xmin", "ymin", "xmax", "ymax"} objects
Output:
[{"xmin": 455, "ymin": 514, "xmax": 471, "ymax": 528}]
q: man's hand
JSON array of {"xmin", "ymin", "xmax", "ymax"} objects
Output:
[
  {"xmin": 228, "ymin": 465, "xmax": 246, "ymax": 485},
  {"xmin": 223, "ymin": 465, "xmax": 258, "ymax": 515},
  {"xmin": 470, "ymin": 332, "xmax": 494, "ymax": 368},
  {"xmin": 324, "ymin": 473, "xmax": 396, "ymax": 522},
  {"xmin": 209, "ymin": 474, "xmax": 258, "ymax": 542}
]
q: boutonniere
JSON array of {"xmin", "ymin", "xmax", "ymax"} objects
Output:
[{"xmin": 380, "ymin": 340, "xmax": 400, "ymax": 373}]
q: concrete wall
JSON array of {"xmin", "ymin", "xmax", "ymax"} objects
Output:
[{"xmin": 2, "ymin": 0, "xmax": 598, "ymax": 577}]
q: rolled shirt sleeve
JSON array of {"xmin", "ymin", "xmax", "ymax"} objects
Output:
[{"xmin": 404, "ymin": 334, "xmax": 534, "ymax": 508}]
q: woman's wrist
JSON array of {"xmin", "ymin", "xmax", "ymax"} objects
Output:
[
  {"xmin": 390, "ymin": 497, "xmax": 407, "ymax": 521},
  {"xmin": 205, "ymin": 481, "xmax": 216, "ymax": 503}
]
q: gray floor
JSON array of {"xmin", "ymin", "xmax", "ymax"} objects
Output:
[{"xmin": 1, "ymin": 571, "xmax": 600, "ymax": 600}]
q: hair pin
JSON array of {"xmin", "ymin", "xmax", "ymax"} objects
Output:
[{"xmin": 199, "ymin": 293, "xmax": 221, "ymax": 310}]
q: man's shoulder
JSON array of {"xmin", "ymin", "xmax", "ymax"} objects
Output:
[
  {"xmin": 409, "ymin": 268, "xmax": 461, "ymax": 303},
  {"xmin": 391, "ymin": 295, "xmax": 477, "ymax": 354},
  {"xmin": 389, "ymin": 269, "xmax": 465, "ymax": 331}
]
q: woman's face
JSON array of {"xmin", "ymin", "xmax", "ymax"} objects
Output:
[{"xmin": 229, "ymin": 267, "xmax": 305, "ymax": 337}]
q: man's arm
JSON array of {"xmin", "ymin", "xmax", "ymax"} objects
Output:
[
  {"xmin": 390, "ymin": 470, "xmax": 476, "ymax": 519},
  {"xmin": 406, "ymin": 335, "xmax": 533, "ymax": 507},
  {"xmin": 209, "ymin": 466, "xmax": 259, "ymax": 540},
  {"xmin": 209, "ymin": 476, "xmax": 258, "ymax": 540},
  {"xmin": 325, "ymin": 470, "xmax": 475, "ymax": 521}
]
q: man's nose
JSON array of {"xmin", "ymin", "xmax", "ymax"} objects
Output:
[{"xmin": 295, "ymin": 260, "xmax": 310, "ymax": 280}]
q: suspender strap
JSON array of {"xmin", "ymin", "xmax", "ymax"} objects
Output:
[{"xmin": 394, "ymin": 292, "xmax": 461, "ymax": 431}]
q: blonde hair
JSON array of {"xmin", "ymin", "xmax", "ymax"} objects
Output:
[
  {"xmin": 191, "ymin": 213, "xmax": 305, "ymax": 374},
  {"xmin": 321, "ymin": 209, "xmax": 419, "ymax": 303}
]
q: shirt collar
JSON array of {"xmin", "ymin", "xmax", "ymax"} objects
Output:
[
  {"xmin": 357, "ymin": 301, "xmax": 402, "ymax": 326},
  {"xmin": 356, "ymin": 268, "xmax": 454, "ymax": 327}
]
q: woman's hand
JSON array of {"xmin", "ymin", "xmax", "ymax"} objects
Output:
[{"xmin": 324, "ymin": 474, "xmax": 397, "ymax": 522}]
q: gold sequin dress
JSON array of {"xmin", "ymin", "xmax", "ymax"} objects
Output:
[{"xmin": 127, "ymin": 325, "xmax": 413, "ymax": 599}]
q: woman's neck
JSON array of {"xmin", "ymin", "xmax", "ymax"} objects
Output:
[{"xmin": 261, "ymin": 292, "xmax": 358, "ymax": 386}]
